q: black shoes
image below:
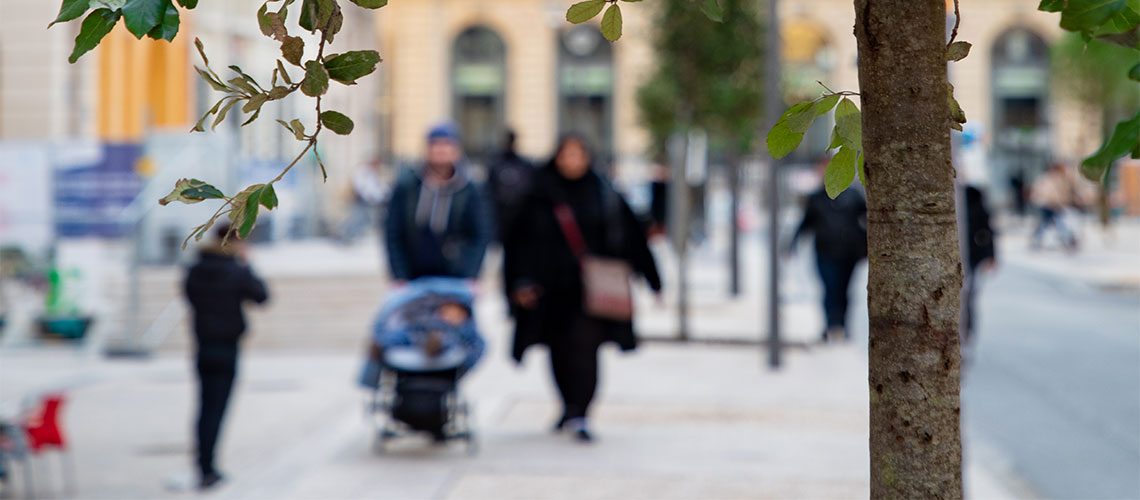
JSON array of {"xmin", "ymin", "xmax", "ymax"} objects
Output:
[
  {"xmin": 198, "ymin": 472, "xmax": 225, "ymax": 491},
  {"xmin": 574, "ymin": 428, "xmax": 594, "ymax": 443},
  {"xmin": 552, "ymin": 415, "xmax": 569, "ymax": 433}
]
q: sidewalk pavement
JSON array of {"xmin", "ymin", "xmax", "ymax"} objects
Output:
[
  {"xmin": 0, "ymin": 291, "xmax": 1030, "ymax": 500},
  {"xmin": 997, "ymin": 215, "xmax": 1140, "ymax": 291}
]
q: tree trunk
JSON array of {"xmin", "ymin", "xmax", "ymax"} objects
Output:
[{"xmin": 854, "ymin": 1, "xmax": 964, "ymax": 498}]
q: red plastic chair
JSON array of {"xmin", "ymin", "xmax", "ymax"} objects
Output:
[
  {"xmin": 17, "ymin": 393, "xmax": 75, "ymax": 498},
  {"xmin": 23, "ymin": 396, "xmax": 66, "ymax": 453}
]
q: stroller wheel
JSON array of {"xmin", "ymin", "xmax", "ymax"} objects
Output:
[{"xmin": 373, "ymin": 427, "xmax": 396, "ymax": 455}]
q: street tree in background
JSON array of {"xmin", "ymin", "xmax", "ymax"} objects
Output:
[
  {"xmin": 635, "ymin": 0, "xmax": 763, "ymax": 295},
  {"xmin": 1052, "ymin": 33, "xmax": 1140, "ymax": 225}
]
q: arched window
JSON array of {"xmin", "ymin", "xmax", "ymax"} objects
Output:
[
  {"xmin": 452, "ymin": 26, "xmax": 506, "ymax": 166},
  {"xmin": 558, "ymin": 25, "xmax": 614, "ymax": 164},
  {"xmin": 990, "ymin": 28, "xmax": 1050, "ymax": 178}
]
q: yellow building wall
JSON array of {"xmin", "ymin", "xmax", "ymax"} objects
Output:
[{"xmin": 97, "ymin": 22, "xmax": 193, "ymax": 143}]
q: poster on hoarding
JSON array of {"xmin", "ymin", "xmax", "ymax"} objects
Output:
[{"xmin": 53, "ymin": 143, "xmax": 144, "ymax": 238}]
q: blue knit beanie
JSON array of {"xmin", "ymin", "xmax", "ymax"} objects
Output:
[{"xmin": 427, "ymin": 122, "xmax": 461, "ymax": 143}]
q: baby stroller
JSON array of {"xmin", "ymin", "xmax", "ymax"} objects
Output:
[{"xmin": 361, "ymin": 278, "xmax": 483, "ymax": 454}]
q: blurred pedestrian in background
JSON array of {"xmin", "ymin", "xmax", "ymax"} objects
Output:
[
  {"xmin": 338, "ymin": 156, "xmax": 388, "ymax": 244},
  {"xmin": 486, "ymin": 129, "xmax": 537, "ymax": 316},
  {"xmin": 183, "ymin": 225, "xmax": 269, "ymax": 491},
  {"xmin": 384, "ymin": 123, "xmax": 492, "ymax": 283},
  {"xmin": 1030, "ymin": 162, "xmax": 1081, "ymax": 251},
  {"xmin": 506, "ymin": 134, "xmax": 661, "ymax": 443},
  {"xmin": 955, "ymin": 128, "xmax": 997, "ymax": 348},
  {"xmin": 788, "ymin": 157, "xmax": 868, "ymax": 343},
  {"xmin": 486, "ymin": 129, "xmax": 535, "ymax": 244}
]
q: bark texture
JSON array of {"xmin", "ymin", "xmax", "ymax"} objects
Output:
[{"xmin": 854, "ymin": 0, "xmax": 964, "ymax": 498}]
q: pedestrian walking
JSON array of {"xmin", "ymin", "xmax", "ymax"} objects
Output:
[
  {"xmin": 506, "ymin": 134, "xmax": 662, "ymax": 443},
  {"xmin": 954, "ymin": 129, "xmax": 997, "ymax": 347},
  {"xmin": 338, "ymin": 156, "xmax": 388, "ymax": 244},
  {"xmin": 384, "ymin": 123, "xmax": 492, "ymax": 282},
  {"xmin": 788, "ymin": 158, "xmax": 868, "ymax": 342},
  {"xmin": 486, "ymin": 129, "xmax": 536, "ymax": 243},
  {"xmin": 183, "ymin": 225, "xmax": 269, "ymax": 491},
  {"xmin": 1030, "ymin": 162, "xmax": 1081, "ymax": 250}
]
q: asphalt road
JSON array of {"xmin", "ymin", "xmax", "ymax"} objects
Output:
[{"xmin": 963, "ymin": 263, "xmax": 1140, "ymax": 499}]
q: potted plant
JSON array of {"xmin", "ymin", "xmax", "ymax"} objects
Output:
[{"xmin": 37, "ymin": 267, "xmax": 93, "ymax": 341}]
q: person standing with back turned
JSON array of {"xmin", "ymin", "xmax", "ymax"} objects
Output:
[{"xmin": 183, "ymin": 224, "xmax": 269, "ymax": 491}]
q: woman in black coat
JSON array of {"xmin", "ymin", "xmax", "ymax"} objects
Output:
[{"xmin": 506, "ymin": 135, "xmax": 662, "ymax": 442}]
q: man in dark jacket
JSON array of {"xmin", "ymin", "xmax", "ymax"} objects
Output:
[
  {"xmin": 789, "ymin": 161, "xmax": 868, "ymax": 342},
  {"xmin": 486, "ymin": 130, "xmax": 535, "ymax": 243},
  {"xmin": 384, "ymin": 123, "xmax": 492, "ymax": 282},
  {"xmin": 183, "ymin": 226, "xmax": 269, "ymax": 490}
]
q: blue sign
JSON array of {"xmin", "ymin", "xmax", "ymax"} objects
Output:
[{"xmin": 53, "ymin": 143, "xmax": 144, "ymax": 237}]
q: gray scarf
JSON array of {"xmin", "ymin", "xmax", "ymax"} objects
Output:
[{"xmin": 414, "ymin": 165, "xmax": 469, "ymax": 235}]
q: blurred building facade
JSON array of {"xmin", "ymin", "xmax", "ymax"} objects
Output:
[
  {"xmin": 0, "ymin": 1, "xmax": 380, "ymax": 261},
  {"xmin": 375, "ymin": 0, "xmax": 1107, "ymax": 200}
]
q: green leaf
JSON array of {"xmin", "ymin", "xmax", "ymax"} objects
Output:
[
  {"xmin": 600, "ymin": 4, "xmax": 623, "ymax": 41},
  {"xmin": 243, "ymin": 93, "xmax": 269, "ymax": 114},
  {"xmin": 946, "ymin": 41, "xmax": 972, "ymax": 62},
  {"xmin": 50, "ymin": 0, "xmax": 90, "ymax": 27},
  {"xmin": 323, "ymin": 7, "xmax": 344, "ymax": 42},
  {"xmin": 228, "ymin": 77, "xmax": 260, "ymax": 96},
  {"xmin": 232, "ymin": 185, "xmax": 265, "ymax": 239},
  {"xmin": 159, "ymin": 178, "xmax": 225, "ymax": 205},
  {"xmin": 194, "ymin": 37, "xmax": 210, "ymax": 66},
  {"xmin": 229, "ymin": 65, "xmax": 266, "ymax": 93},
  {"xmin": 277, "ymin": 60, "xmax": 295, "ymax": 85},
  {"xmin": 301, "ymin": 60, "xmax": 330, "ymax": 97},
  {"xmin": 195, "ymin": 67, "xmax": 229, "ymax": 92},
  {"xmin": 828, "ymin": 127, "xmax": 844, "ymax": 149},
  {"xmin": 948, "ymin": 83, "xmax": 967, "ymax": 127},
  {"xmin": 778, "ymin": 101, "xmax": 816, "ymax": 134},
  {"xmin": 811, "ymin": 94, "xmax": 841, "ymax": 116},
  {"xmin": 69, "ymin": 9, "xmax": 121, "ymax": 64},
  {"xmin": 324, "ymin": 50, "xmax": 382, "ymax": 85},
  {"xmin": 259, "ymin": 184, "xmax": 279, "ymax": 210},
  {"xmin": 349, "ymin": 0, "xmax": 387, "ymax": 7},
  {"xmin": 213, "ymin": 97, "xmax": 239, "ymax": 130},
  {"xmin": 1130, "ymin": 62, "xmax": 1140, "ymax": 81},
  {"xmin": 122, "ymin": 0, "xmax": 168, "ymax": 39},
  {"xmin": 566, "ymin": 0, "xmax": 605, "ymax": 23},
  {"xmin": 281, "ymin": 36, "xmax": 305, "ymax": 66},
  {"xmin": 281, "ymin": 118, "xmax": 306, "ymax": 140},
  {"xmin": 856, "ymin": 151, "xmax": 867, "ymax": 186},
  {"xmin": 268, "ymin": 86, "xmax": 292, "ymax": 100},
  {"xmin": 834, "ymin": 98, "xmax": 862, "ymax": 148},
  {"xmin": 320, "ymin": 110, "xmax": 354, "ymax": 135},
  {"xmin": 192, "ymin": 98, "xmax": 226, "ymax": 132},
  {"xmin": 1060, "ymin": 0, "xmax": 1130, "ymax": 33},
  {"xmin": 145, "ymin": 4, "xmax": 180, "ymax": 41},
  {"xmin": 1081, "ymin": 111, "xmax": 1140, "ymax": 182},
  {"xmin": 299, "ymin": 0, "xmax": 334, "ymax": 32},
  {"xmin": 701, "ymin": 0, "xmax": 724, "ymax": 22},
  {"xmin": 766, "ymin": 121, "xmax": 805, "ymax": 159},
  {"xmin": 1039, "ymin": 0, "xmax": 1066, "ymax": 12},
  {"xmin": 825, "ymin": 146, "xmax": 858, "ymax": 199},
  {"xmin": 1092, "ymin": 0, "xmax": 1140, "ymax": 34}
]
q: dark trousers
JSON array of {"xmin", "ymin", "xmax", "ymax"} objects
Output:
[
  {"xmin": 195, "ymin": 345, "xmax": 238, "ymax": 477},
  {"xmin": 1033, "ymin": 207, "xmax": 1075, "ymax": 247},
  {"xmin": 548, "ymin": 316, "xmax": 604, "ymax": 421},
  {"xmin": 815, "ymin": 255, "xmax": 859, "ymax": 330}
]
